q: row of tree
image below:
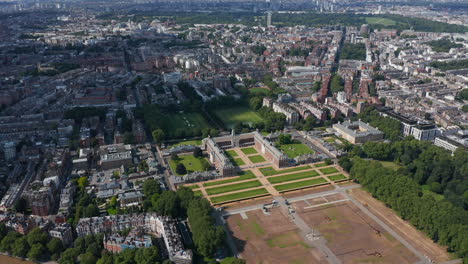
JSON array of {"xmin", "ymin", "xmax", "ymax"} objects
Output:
[
  {"xmin": 0, "ymin": 225, "xmax": 64, "ymax": 262},
  {"xmin": 341, "ymin": 157, "xmax": 468, "ymax": 262}
]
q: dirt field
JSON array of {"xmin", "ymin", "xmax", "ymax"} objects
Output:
[
  {"xmin": 282, "ymin": 185, "xmax": 335, "ymax": 199},
  {"xmin": 296, "ymin": 201, "xmax": 419, "ymax": 264},
  {"xmin": 348, "ymin": 188, "xmax": 452, "ymax": 262},
  {"xmin": 226, "ymin": 208, "xmax": 327, "ymax": 264}
]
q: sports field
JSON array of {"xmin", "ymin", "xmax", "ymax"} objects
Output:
[
  {"xmin": 365, "ymin": 17, "xmax": 397, "ymax": 26},
  {"xmin": 169, "ymin": 154, "xmax": 210, "ymax": 175},
  {"xmin": 213, "ymin": 106, "xmax": 264, "ymax": 129},
  {"xmin": 277, "ymin": 142, "xmax": 315, "ymax": 158},
  {"xmin": 166, "ymin": 112, "xmax": 211, "ymax": 131}
]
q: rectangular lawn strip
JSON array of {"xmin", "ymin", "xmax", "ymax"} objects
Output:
[
  {"xmin": 232, "ymin": 158, "xmax": 245, "ymax": 166},
  {"xmin": 206, "ymin": 180, "xmax": 262, "ymax": 196},
  {"xmin": 203, "ymin": 171, "xmax": 256, "ymax": 187},
  {"xmin": 327, "ymin": 174, "xmax": 347, "ymax": 182},
  {"xmin": 193, "ymin": 190, "xmax": 203, "ymax": 197},
  {"xmin": 277, "ymin": 142, "xmax": 315, "ymax": 158},
  {"xmin": 241, "ymin": 147, "xmax": 258, "ymax": 155},
  {"xmin": 210, "ymin": 188, "xmax": 269, "ymax": 204},
  {"xmin": 274, "ymin": 178, "xmax": 328, "ymax": 192},
  {"xmin": 248, "ymin": 155, "xmax": 266, "ymax": 163},
  {"xmin": 268, "ymin": 170, "xmax": 320, "ymax": 184},
  {"xmin": 186, "ymin": 185, "xmax": 199, "ymax": 190},
  {"xmin": 226, "ymin": 149, "xmax": 239, "ymax": 157},
  {"xmin": 314, "ymin": 162, "xmax": 327, "ymax": 167},
  {"xmin": 260, "ymin": 165, "xmax": 312, "ymax": 176},
  {"xmin": 319, "ymin": 167, "xmax": 339, "ymax": 175}
]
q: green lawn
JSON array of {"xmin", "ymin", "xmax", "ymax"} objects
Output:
[
  {"xmin": 365, "ymin": 17, "xmax": 397, "ymax": 26},
  {"xmin": 213, "ymin": 106, "xmax": 264, "ymax": 129},
  {"xmin": 250, "ymin": 87, "xmax": 270, "ymax": 95},
  {"xmin": 314, "ymin": 162, "xmax": 327, "ymax": 168},
  {"xmin": 260, "ymin": 165, "xmax": 312, "ymax": 176},
  {"xmin": 268, "ymin": 170, "xmax": 320, "ymax": 184},
  {"xmin": 379, "ymin": 161, "xmax": 402, "ymax": 171},
  {"xmin": 422, "ymin": 185, "xmax": 445, "ymax": 201},
  {"xmin": 327, "ymin": 174, "xmax": 347, "ymax": 182},
  {"xmin": 319, "ymin": 167, "xmax": 339, "ymax": 175},
  {"xmin": 169, "ymin": 155, "xmax": 210, "ymax": 175},
  {"xmin": 206, "ymin": 180, "xmax": 262, "ymax": 195},
  {"xmin": 274, "ymin": 178, "xmax": 328, "ymax": 192},
  {"xmin": 203, "ymin": 171, "xmax": 256, "ymax": 187},
  {"xmin": 166, "ymin": 112, "xmax": 212, "ymax": 131},
  {"xmin": 186, "ymin": 185, "xmax": 199, "ymax": 190},
  {"xmin": 277, "ymin": 142, "xmax": 315, "ymax": 158},
  {"xmin": 233, "ymin": 158, "xmax": 246, "ymax": 166},
  {"xmin": 241, "ymin": 147, "xmax": 258, "ymax": 155},
  {"xmin": 248, "ymin": 155, "xmax": 266, "ymax": 163},
  {"xmin": 226, "ymin": 150, "xmax": 239, "ymax": 157},
  {"xmin": 170, "ymin": 139, "xmax": 202, "ymax": 147},
  {"xmin": 210, "ymin": 188, "xmax": 269, "ymax": 204},
  {"xmin": 194, "ymin": 190, "xmax": 203, "ymax": 197}
]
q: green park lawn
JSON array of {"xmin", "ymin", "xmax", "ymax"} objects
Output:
[
  {"xmin": 274, "ymin": 178, "xmax": 328, "ymax": 192},
  {"xmin": 260, "ymin": 165, "xmax": 312, "ymax": 176},
  {"xmin": 327, "ymin": 174, "xmax": 347, "ymax": 182},
  {"xmin": 170, "ymin": 139, "xmax": 202, "ymax": 147},
  {"xmin": 166, "ymin": 112, "xmax": 212, "ymax": 131},
  {"xmin": 226, "ymin": 149, "xmax": 239, "ymax": 157},
  {"xmin": 232, "ymin": 158, "xmax": 246, "ymax": 166},
  {"xmin": 250, "ymin": 87, "xmax": 270, "ymax": 95},
  {"xmin": 193, "ymin": 190, "xmax": 203, "ymax": 197},
  {"xmin": 365, "ymin": 17, "xmax": 397, "ymax": 26},
  {"xmin": 379, "ymin": 161, "xmax": 402, "ymax": 171},
  {"xmin": 319, "ymin": 167, "xmax": 339, "ymax": 175},
  {"xmin": 206, "ymin": 180, "xmax": 262, "ymax": 196},
  {"xmin": 277, "ymin": 142, "xmax": 315, "ymax": 158},
  {"xmin": 169, "ymin": 154, "xmax": 210, "ymax": 175},
  {"xmin": 314, "ymin": 162, "xmax": 327, "ymax": 168},
  {"xmin": 203, "ymin": 171, "xmax": 256, "ymax": 187},
  {"xmin": 268, "ymin": 170, "xmax": 320, "ymax": 184},
  {"xmin": 210, "ymin": 188, "xmax": 269, "ymax": 204},
  {"xmin": 213, "ymin": 106, "xmax": 264, "ymax": 129},
  {"xmin": 248, "ymin": 155, "xmax": 266, "ymax": 163},
  {"xmin": 241, "ymin": 147, "xmax": 258, "ymax": 155}
]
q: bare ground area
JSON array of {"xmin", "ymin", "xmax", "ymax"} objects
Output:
[
  {"xmin": 282, "ymin": 185, "xmax": 335, "ymax": 199},
  {"xmin": 348, "ymin": 188, "xmax": 452, "ymax": 262},
  {"xmin": 226, "ymin": 208, "xmax": 326, "ymax": 264},
  {"xmin": 296, "ymin": 201, "xmax": 419, "ymax": 264}
]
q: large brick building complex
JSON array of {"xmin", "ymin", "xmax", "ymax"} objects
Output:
[{"xmin": 203, "ymin": 131, "xmax": 289, "ymax": 173}]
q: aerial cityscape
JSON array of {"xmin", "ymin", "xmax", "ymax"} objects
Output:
[{"xmin": 0, "ymin": 0, "xmax": 467, "ymax": 263}]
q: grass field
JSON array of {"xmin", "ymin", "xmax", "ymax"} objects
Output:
[
  {"xmin": 206, "ymin": 180, "xmax": 262, "ymax": 195},
  {"xmin": 194, "ymin": 190, "xmax": 203, "ymax": 197},
  {"xmin": 268, "ymin": 170, "xmax": 320, "ymax": 184},
  {"xmin": 210, "ymin": 188, "xmax": 269, "ymax": 204},
  {"xmin": 319, "ymin": 167, "xmax": 339, "ymax": 175},
  {"xmin": 328, "ymin": 174, "xmax": 347, "ymax": 182},
  {"xmin": 166, "ymin": 112, "xmax": 211, "ymax": 131},
  {"xmin": 260, "ymin": 165, "xmax": 312, "ymax": 176},
  {"xmin": 170, "ymin": 139, "xmax": 202, "ymax": 147},
  {"xmin": 365, "ymin": 17, "xmax": 397, "ymax": 26},
  {"xmin": 233, "ymin": 158, "xmax": 246, "ymax": 166},
  {"xmin": 277, "ymin": 142, "xmax": 315, "ymax": 158},
  {"xmin": 267, "ymin": 231, "xmax": 311, "ymax": 249},
  {"xmin": 169, "ymin": 155, "xmax": 210, "ymax": 175},
  {"xmin": 187, "ymin": 185, "xmax": 199, "ymax": 190},
  {"xmin": 314, "ymin": 162, "xmax": 328, "ymax": 168},
  {"xmin": 241, "ymin": 147, "xmax": 258, "ymax": 155},
  {"xmin": 213, "ymin": 106, "xmax": 264, "ymax": 129},
  {"xmin": 250, "ymin": 87, "xmax": 270, "ymax": 95},
  {"xmin": 226, "ymin": 150, "xmax": 239, "ymax": 157},
  {"xmin": 379, "ymin": 161, "xmax": 402, "ymax": 171},
  {"xmin": 274, "ymin": 178, "xmax": 327, "ymax": 192},
  {"xmin": 203, "ymin": 171, "xmax": 256, "ymax": 187},
  {"xmin": 248, "ymin": 155, "xmax": 266, "ymax": 163}
]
